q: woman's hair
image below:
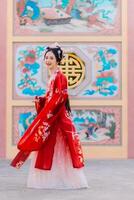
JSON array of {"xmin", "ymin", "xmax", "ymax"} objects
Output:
[
  {"xmin": 44, "ymin": 45, "xmax": 64, "ymax": 64},
  {"xmin": 65, "ymin": 97, "xmax": 72, "ymax": 115},
  {"xmin": 44, "ymin": 45, "xmax": 72, "ymax": 114}
]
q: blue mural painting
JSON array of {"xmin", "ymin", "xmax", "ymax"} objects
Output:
[
  {"xmin": 16, "ymin": 45, "xmax": 46, "ymax": 97},
  {"xmin": 83, "ymin": 47, "xmax": 119, "ymax": 97},
  {"xmin": 16, "ymin": 107, "xmax": 120, "ymax": 144},
  {"xmin": 72, "ymin": 109, "xmax": 117, "ymax": 143},
  {"xmin": 18, "ymin": 111, "xmax": 36, "ymax": 137},
  {"xmin": 15, "ymin": 0, "xmax": 120, "ymax": 35},
  {"xmin": 15, "ymin": 43, "xmax": 120, "ymax": 99}
]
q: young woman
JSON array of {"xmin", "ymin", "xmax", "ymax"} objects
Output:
[{"xmin": 11, "ymin": 45, "xmax": 89, "ymax": 189}]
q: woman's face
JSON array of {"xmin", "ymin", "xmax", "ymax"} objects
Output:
[{"xmin": 44, "ymin": 51, "xmax": 57, "ymax": 70}]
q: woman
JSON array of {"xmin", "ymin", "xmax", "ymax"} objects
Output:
[{"xmin": 11, "ymin": 44, "xmax": 89, "ymax": 189}]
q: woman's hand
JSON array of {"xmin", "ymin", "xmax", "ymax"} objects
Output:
[{"xmin": 32, "ymin": 96, "xmax": 40, "ymax": 103}]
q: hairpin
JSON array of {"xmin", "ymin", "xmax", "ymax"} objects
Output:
[{"xmin": 57, "ymin": 50, "xmax": 61, "ymax": 58}]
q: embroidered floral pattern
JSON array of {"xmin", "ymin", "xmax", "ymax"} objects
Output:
[
  {"xmin": 41, "ymin": 131, "xmax": 50, "ymax": 142},
  {"xmin": 34, "ymin": 121, "xmax": 50, "ymax": 142},
  {"xmin": 55, "ymin": 96, "xmax": 61, "ymax": 105},
  {"xmin": 72, "ymin": 130, "xmax": 85, "ymax": 165},
  {"xmin": 47, "ymin": 91, "xmax": 53, "ymax": 103},
  {"xmin": 15, "ymin": 161, "xmax": 24, "ymax": 169},
  {"xmin": 34, "ymin": 132, "xmax": 41, "ymax": 142},
  {"xmin": 47, "ymin": 110, "xmax": 53, "ymax": 119}
]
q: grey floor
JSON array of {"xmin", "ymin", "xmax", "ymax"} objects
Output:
[{"xmin": 0, "ymin": 159, "xmax": 134, "ymax": 200}]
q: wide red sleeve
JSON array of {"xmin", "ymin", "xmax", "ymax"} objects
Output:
[{"xmin": 17, "ymin": 72, "xmax": 68, "ymax": 151}]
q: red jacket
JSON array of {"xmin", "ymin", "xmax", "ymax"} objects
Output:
[{"xmin": 11, "ymin": 69, "xmax": 85, "ymax": 170}]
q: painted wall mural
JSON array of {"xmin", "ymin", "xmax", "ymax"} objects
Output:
[
  {"xmin": 14, "ymin": 44, "xmax": 46, "ymax": 97},
  {"xmin": 12, "ymin": 107, "xmax": 36, "ymax": 145},
  {"xmin": 5, "ymin": 0, "xmax": 127, "ymax": 158},
  {"xmin": 14, "ymin": 43, "xmax": 121, "ymax": 99},
  {"xmin": 72, "ymin": 106, "xmax": 121, "ymax": 145},
  {"xmin": 12, "ymin": 106, "xmax": 121, "ymax": 145},
  {"xmin": 14, "ymin": 0, "xmax": 121, "ymax": 36}
]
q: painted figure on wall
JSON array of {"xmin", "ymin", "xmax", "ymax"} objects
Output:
[
  {"xmin": 72, "ymin": 108, "xmax": 120, "ymax": 145},
  {"xmin": 14, "ymin": 0, "xmax": 121, "ymax": 35}
]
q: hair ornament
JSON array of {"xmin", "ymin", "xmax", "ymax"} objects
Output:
[
  {"xmin": 50, "ymin": 42, "xmax": 60, "ymax": 48},
  {"xmin": 57, "ymin": 50, "xmax": 61, "ymax": 58}
]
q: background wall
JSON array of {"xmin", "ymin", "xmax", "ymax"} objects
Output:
[
  {"xmin": 128, "ymin": 0, "xmax": 134, "ymax": 158},
  {"xmin": 0, "ymin": 0, "xmax": 134, "ymax": 158},
  {"xmin": 0, "ymin": 0, "xmax": 6, "ymax": 158}
]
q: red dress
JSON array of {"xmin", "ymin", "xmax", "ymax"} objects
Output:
[{"xmin": 11, "ymin": 68, "xmax": 88, "ymax": 189}]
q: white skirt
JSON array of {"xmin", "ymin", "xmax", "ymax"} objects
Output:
[{"xmin": 27, "ymin": 129, "xmax": 89, "ymax": 189}]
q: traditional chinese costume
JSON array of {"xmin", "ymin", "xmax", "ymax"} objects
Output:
[{"xmin": 11, "ymin": 68, "xmax": 88, "ymax": 189}]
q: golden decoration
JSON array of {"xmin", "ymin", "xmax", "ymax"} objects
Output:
[{"xmin": 60, "ymin": 53, "xmax": 85, "ymax": 89}]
